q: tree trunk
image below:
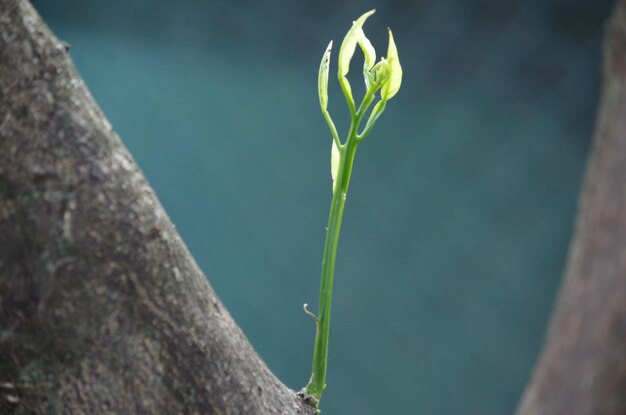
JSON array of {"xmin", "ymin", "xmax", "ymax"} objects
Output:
[
  {"xmin": 0, "ymin": 1, "xmax": 314, "ymax": 413},
  {"xmin": 516, "ymin": 1, "xmax": 626, "ymax": 414}
]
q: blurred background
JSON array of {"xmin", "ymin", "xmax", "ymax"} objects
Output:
[{"xmin": 32, "ymin": 0, "xmax": 613, "ymax": 414}]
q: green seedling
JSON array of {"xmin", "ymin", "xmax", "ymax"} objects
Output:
[{"xmin": 301, "ymin": 9, "xmax": 402, "ymax": 408}]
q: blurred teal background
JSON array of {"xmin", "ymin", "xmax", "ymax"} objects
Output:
[{"xmin": 32, "ymin": 1, "xmax": 612, "ymax": 414}]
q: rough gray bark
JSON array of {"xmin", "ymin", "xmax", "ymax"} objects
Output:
[
  {"xmin": 516, "ymin": 1, "xmax": 626, "ymax": 414},
  {"xmin": 0, "ymin": 1, "xmax": 315, "ymax": 414}
]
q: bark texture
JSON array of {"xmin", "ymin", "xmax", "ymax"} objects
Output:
[
  {"xmin": 516, "ymin": 1, "xmax": 626, "ymax": 414},
  {"xmin": 0, "ymin": 1, "xmax": 314, "ymax": 414}
]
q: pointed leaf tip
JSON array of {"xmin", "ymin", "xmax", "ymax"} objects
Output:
[
  {"xmin": 338, "ymin": 10, "xmax": 376, "ymax": 78},
  {"xmin": 318, "ymin": 40, "xmax": 333, "ymax": 111},
  {"xmin": 381, "ymin": 28, "xmax": 402, "ymax": 100}
]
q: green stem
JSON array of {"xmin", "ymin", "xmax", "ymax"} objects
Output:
[
  {"xmin": 304, "ymin": 137, "xmax": 357, "ymax": 401},
  {"xmin": 304, "ymin": 89, "xmax": 376, "ymax": 403}
]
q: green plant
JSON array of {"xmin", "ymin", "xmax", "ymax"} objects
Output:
[{"xmin": 301, "ymin": 9, "xmax": 402, "ymax": 408}]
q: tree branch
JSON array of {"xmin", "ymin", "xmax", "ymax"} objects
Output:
[
  {"xmin": 0, "ymin": 1, "xmax": 314, "ymax": 413},
  {"xmin": 516, "ymin": 1, "xmax": 626, "ymax": 413}
]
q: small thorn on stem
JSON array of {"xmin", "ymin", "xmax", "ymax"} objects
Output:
[{"xmin": 303, "ymin": 303, "xmax": 318, "ymax": 321}]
